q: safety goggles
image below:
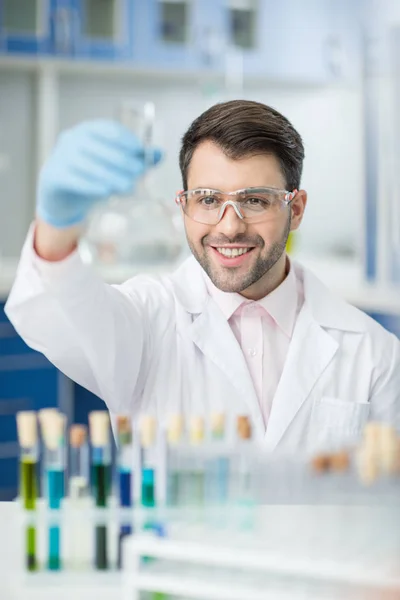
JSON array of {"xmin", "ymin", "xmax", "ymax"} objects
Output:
[{"xmin": 175, "ymin": 187, "xmax": 297, "ymax": 225}]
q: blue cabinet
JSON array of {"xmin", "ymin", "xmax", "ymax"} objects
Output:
[
  {"xmin": 132, "ymin": 0, "xmax": 211, "ymax": 70},
  {"xmin": 0, "ymin": 0, "xmax": 361, "ymax": 83},
  {"xmin": 0, "ymin": 0, "xmax": 133, "ymax": 60},
  {"xmin": 67, "ymin": 0, "xmax": 133, "ymax": 60},
  {"xmin": 73, "ymin": 383, "xmax": 106, "ymax": 425},
  {"xmin": 367, "ymin": 312, "xmax": 400, "ymax": 339},
  {"xmin": 0, "ymin": 302, "xmax": 59, "ymax": 501},
  {"xmin": 0, "ymin": 0, "xmax": 56, "ymax": 55}
]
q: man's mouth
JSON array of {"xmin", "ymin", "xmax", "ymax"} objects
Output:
[
  {"xmin": 214, "ymin": 247, "xmax": 253, "ymax": 257},
  {"xmin": 208, "ymin": 245, "xmax": 256, "ymax": 266}
]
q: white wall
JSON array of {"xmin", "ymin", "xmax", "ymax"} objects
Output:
[{"xmin": 0, "ymin": 72, "xmax": 36, "ymax": 258}]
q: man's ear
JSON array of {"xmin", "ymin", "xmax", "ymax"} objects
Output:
[{"xmin": 290, "ymin": 189, "xmax": 307, "ymax": 231}]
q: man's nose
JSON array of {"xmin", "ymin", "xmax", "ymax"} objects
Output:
[{"xmin": 214, "ymin": 203, "xmax": 247, "ymax": 238}]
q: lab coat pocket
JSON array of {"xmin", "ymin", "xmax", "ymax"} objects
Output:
[{"xmin": 308, "ymin": 396, "xmax": 370, "ymax": 452}]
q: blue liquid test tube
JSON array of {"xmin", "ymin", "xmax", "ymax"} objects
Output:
[
  {"xmin": 39, "ymin": 411, "xmax": 66, "ymax": 571},
  {"xmin": 116, "ymin": 415, "xmax": 133, "ymax": 569}
]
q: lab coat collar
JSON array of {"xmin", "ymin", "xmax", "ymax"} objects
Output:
[
  {"xmin": 169, "ymin": 257, "xmax": 265, "ymax": 435},
  {"xmin": 293, "ymin": 261, "xmax": 368, "ymax": 333},
  {"xmin": 170, "ymin": 256, "xmax": 368, "ymax": 334}
]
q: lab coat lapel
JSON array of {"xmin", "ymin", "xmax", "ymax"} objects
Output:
[
  {"xmin": 264, "ymin": 303, "xmax": 339, "ymax": 450},
  {"xmin": 189, "ymin": 298, "xmax": 265, "ymax": 437}
]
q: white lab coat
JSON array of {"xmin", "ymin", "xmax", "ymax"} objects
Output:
[{"xmin": 5, "ymin": 229, "xmax": 400, "ymax": 452}]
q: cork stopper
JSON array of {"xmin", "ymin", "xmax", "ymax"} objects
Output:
[
  {"xmin": 330, "ymin": 450, "xmax": 350, "ymax": 473},
  {"xmin": 189, "ymin": 416, "xmax": 204, "ymax": 445},
  {"xmin": 140, "ymin": 415, "xmax": 156, "ymax": 448},
  {"xmin": 38, "ymin": 408, "xmax": 59, "ymax": 423},
  {"xmin": 16, "ymin": 411, "xmax": 38, "ymax": 449},
  {"xmin": 237, "ymin": 415, "xmax": 252, "ymax": 440},
  {"xmin": 378, "ymin": 424, "xmax": 399, "ymax": 475},
  {"xmin": 116, "ymin": 415, "xmax": 132, "ymax": 445},
  {"xmin": 89, "ymin": 411, "xmax": 110, "ymax": 447},
  {"xmin": 358, "ymin": 446, "xmax": 379, "ymax": 486},
  {"xmin": 167, "ymin": 415, "xmax": 184, "ymax": 444},
  {"xmin": 41, "ymin": 411, "xmax": 66, "ymax": 450},
  {"xmin": 363, "ymin": 422, "xmax": 381, "ymax": 448},
  {"xmin": 311, "ymin": 453, "xmax": 331, "ymax": 474},
  {"xmin": 210, "ymin": 413, "xmax": 225, "ymax": 439},
  {"xmin": 116, "ymin": 415, "xmax": 131, "ymax": 433},
  {"xmin": 70, "ymin": 424, "xmax": 87, "ymax": 448}
]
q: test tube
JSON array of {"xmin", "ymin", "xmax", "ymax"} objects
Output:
[
  {"xmin": 205, "ymin": 413, "xmax": 229, "ymax": 506},
  {"xmin": 37, "ymin": 408, "xmax": 59, "ymax": 497},
  {"xmin": 16, "ymin": 411, "xmax": 39, "ymax": 571},
  {"xmin": 69, "ymin": 425, "xmax": 89, "ymax": 498},
  {"xmin": 67, "ymin": 424, "xmax": 90, "ymax": 570},
  {"xmin": 39, "ymin": 410, "xmax": 66, "ymax": 571},
  {"xmin": 89, "ymin": 411, "xmax": 111, "ymax": 570},
  {"xmin": 357, "ymin": 422, "xmax": 381, "ymax": 485},
  {"xmin": 182, "ymin": 416, "xmax": 205, "ymax": 507},
  {"xmin": 231, "ymin": 415, "xmax": 254, "ymax": 529},
  {"xmin": 116, "ymin": 415, "xmax": 133, "ymax": 569},
  {"xmin": 139, "ymin": 415, "xmax": 165, "ymax": 545},
  {"xmin": 166, "ymin": 415, "xmax": 184, "ymax": 507},
  {"xmin": 378, "ymin": 424, "xmax": 399, "ymax": 475},
  {"xmin": 140, "ymin": 416, "xmax": 157, "ymax": 508}
]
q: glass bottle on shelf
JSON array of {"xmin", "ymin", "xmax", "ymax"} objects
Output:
[{"xmin": 80, "ymin": 101, "xmax": 184, "ymax": 272}]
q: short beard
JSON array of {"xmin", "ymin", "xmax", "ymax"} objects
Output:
[{"xmin": 187, "ymin": 214, "xmax": 291, "ymax": 293}]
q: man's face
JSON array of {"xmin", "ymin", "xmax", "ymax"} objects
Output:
[{"xmin": 183, "ymin": 140, "xmax": 306, "ymax": 297}]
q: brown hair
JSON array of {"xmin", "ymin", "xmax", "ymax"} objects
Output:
[{"xmin": 179, "ymin": 99, "xmax": 305, "ymax": 191}]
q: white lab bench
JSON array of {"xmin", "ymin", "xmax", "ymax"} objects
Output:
[{"xmin": 1, "ymin": 500, "xmax": 400, "ymax": 600}]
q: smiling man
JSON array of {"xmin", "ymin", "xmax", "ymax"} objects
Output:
[{"xmin": 5, "ymin": 100, "xmax": 400, "ymax": 450}]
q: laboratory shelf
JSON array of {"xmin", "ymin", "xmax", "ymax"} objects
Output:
[
  {"xmin": 131, "ymin": 567, "xmax": 387, "ymax": 600},
  {"xmin": 0, "ymin": 54, "xmax": 336, "ymax": 87},
  {"xmin": 125, "ymin": 535, "xmax": 400, "ymax": 592},
  {"xmin": 122, "ymin": 501, "xmax": 400, "ymax": 598},
  {"xmin": 134, "ymin": 571, "xmax": 297, "ymax": 600}
]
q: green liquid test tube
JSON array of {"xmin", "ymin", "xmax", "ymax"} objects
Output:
[{"xmin": 17, "ymin": 411, "xmax": 39, "ymax": 572}]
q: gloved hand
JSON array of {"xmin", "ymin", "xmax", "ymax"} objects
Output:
[{"xmin": 37, "ymin": 119, "xmax": 162, "ymax": 228}]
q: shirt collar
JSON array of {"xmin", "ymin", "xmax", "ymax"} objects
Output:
[{"xmin": 204, "ymin": 258, "xmax": 298, "ymax": 338}]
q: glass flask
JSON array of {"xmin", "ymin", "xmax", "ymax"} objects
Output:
[{"xmin": 80, "ymin": 101, "xmax": 184, "ymax": 271}]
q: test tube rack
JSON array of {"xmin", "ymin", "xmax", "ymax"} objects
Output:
[{"xmin": 123, "ymin": 503, "xmax": 400, "ymax": 600}]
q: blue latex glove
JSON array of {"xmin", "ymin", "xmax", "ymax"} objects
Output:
[{"xmin": 37, "ymin": 120, "xmax": 162, "ymax": 228}]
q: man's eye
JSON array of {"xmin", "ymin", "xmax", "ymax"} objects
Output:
[
  {"xmin": 245, "ymin": 197, "xmax": 270, "ymax": 207},
  {"xmin": 200, "ymin": 196, "xmax": 218, "ymax": 206}
]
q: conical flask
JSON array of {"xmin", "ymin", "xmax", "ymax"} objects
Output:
[{"xmin": 80, "ymin": 101, "xmax": 183, "ymax": 271}]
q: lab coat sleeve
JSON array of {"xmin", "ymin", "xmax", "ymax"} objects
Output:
[
  {"xmin": 4, "ymin": 226, "xmax": 151, "ymax": 414},
  {"xmin": 369, "ymin": 332, "xmax": 400, "ymax": 431}
]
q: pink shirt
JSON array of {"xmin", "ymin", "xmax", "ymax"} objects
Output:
[{"xmin": 205, "ymin": 260, "xmax": 303, "ymax": 429}]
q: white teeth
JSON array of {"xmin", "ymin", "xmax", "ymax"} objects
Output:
[{"xmin": 216, "ymin": 247, "xmax": 250, "ymax": 257}]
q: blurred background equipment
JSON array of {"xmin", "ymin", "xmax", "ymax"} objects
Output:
[{"xmin": 0, "ymin": 0, "xmax": 400, "ymax": 503}]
